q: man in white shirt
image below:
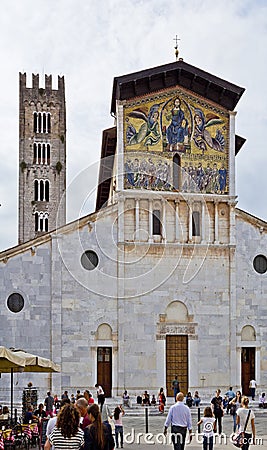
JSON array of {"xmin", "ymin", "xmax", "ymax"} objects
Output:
[
  {"xmin": 164, "ymin": 392, "xmax": 193, "ymax": 450},
  {"xmin": 95, "ymin": 383, "xmax": 105, "ymax": 411},
  {"xmin": 249, "ymin": 379, "xmax": 257, "ymax": 401}
]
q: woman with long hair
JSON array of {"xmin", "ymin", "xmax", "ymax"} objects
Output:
[
  {"xmin": 113, "ymin": 405, "xmax": 124, "ymax": 449},
  {"xmin": 44, "ymin": 403, "xmax": 84, "ymax": 450},
  {"xmin": 229, "ymin": 390, "xmax": 242, "ymax": 432},
  {"xmin": 236, "ymin": 396, "xmax": 256, "ymax": 450},
  {"xmin": 84, "ymin": 403, "xmax": 115, "ymax": 450}
]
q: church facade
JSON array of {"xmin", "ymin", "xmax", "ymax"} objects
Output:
[{"xmin": 0, "ymin": 60, "xmax": 266, "ymax": 402}]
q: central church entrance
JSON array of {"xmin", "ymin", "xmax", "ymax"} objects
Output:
[{"xmin": 166, "ymin": 335, "xmax": 188, "ymax": 396}]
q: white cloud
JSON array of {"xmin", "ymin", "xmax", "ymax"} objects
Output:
[{"xmin": 0, "ymin": 0, "xmax": 266, "ymax": 251}]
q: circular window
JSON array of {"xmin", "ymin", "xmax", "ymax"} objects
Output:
[
  {"xmin": 7, "ymin": 293, "xmax": 24, "ymax": 313},
  {"xmin": 253, "ymin": 255, "xmax": 267, "ymax": 274},
  {"xmin": 81, "ymin": 250, "xmax": 99, "ymax": 270}
]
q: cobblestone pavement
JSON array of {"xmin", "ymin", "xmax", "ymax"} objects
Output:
[{"xmin": 119, "ymin": 407, "xmax": 267, "ymax": 450}]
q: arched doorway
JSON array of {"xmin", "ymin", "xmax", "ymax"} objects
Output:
[
  {"xmin": 96, "ymin": 324, "xmax": 113, "ymax": 397},
  {"xmin": 164, "ymin": 301, "xmax": 191, "ymax": 396}
]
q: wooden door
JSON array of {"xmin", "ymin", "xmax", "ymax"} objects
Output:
[
  {"xmin": 166, "ymin": 335, "xmax": 188, "ymax": 397},
  {"xmin": 97, "ymin": 347, "xmax": 112, "ymax": 397},
  {"xmin": 241, "ymin": 347, "xmax": 255, "ymax": 396}
]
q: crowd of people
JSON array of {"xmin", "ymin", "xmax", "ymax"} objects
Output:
[
  {"xmin": 41, "ymin": 386, "xmax": 122, "ymax": 450},
  {"xmin": 0, "ymin": 381, "xmax": 263, "ymax": 450},
  {"xmin": 164, "ymin": 388, "xmax": 257, "ymax": 450}
]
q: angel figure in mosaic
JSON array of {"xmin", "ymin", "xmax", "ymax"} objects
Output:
[
  {"xmin": 192, "ymin": 108, "xmax": 225, "ymax": 153},
  {"xmin": 126, "ymin": 104, "xmax": 161, "ymax": 146}
]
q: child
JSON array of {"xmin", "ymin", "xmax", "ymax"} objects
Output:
[
  {"xmin": 151, "ymin": 394, "xmax": 157, "ymax": 406},
  {"xmin": 113, "ymin": 405, "xmax": 124, "ymax": 448},
  {"xmin": 197, "ymin": 406, "xmax": 216, "ymax": 450}
]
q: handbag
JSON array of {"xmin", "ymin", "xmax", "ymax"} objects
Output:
[{"xmin": 232, "ymin": 409, "xmax": 251, "ymax": 448}]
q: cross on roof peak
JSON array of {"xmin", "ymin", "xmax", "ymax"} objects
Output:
[{"xmin": 173, "ymin": 35, "xmax": 181, "ymax": 61}]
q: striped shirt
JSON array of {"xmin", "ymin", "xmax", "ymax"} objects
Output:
[{"xmin": 49, "ymin": 427, "xmax": 84, "ymax": 450}]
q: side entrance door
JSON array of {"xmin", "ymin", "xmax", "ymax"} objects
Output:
[
  {"xmin": 241, "ymin": 347, "xmax": 255, "ymax": 396},
  {"xmin": 166, "ymin": 335, "xmax": 188, "ymax": 397},
  {"xmin": 97, "ymin": 347, "xmax": 112, "ymax": 398}
]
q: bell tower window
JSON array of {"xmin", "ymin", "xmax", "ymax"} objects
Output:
[
  {"xmin": 33, "ymin": 143, "xmax": 51, "ymax": 164},
  {"xmin": 34, "ymin": 180, "xmax": 50, "ymax": 202},
  {"xmin": 33, "ymin": 112, "xmax": 51, "ymax": 133},
  {"xmin": 35, "ymin": 212, "xmax": 49, "ymax": 232}
]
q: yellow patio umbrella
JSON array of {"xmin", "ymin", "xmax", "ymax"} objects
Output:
[
  {"xmin": 10, "ymin": 349, "xmax": 60, "ymax": 373},
  {"xmin": 0, "ymin": 346, "xmax": 26, "ymax": 371}
]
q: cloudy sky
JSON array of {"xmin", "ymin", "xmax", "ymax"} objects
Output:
[{"xmin": 0, "ymin": 0, "xmax": 266, "ymax": 251}]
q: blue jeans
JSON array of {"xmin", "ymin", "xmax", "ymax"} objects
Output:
[
  {"xmin": 174, "ymin": 388, "xmax": 179, "ymax": 401},
  {"xmin": 233, "ymin": 413, "xmax": 237, "ymax": 432},
  {"xmin": 250, "ymin": 388, "xmax": 255, "ymax": 400},
  {"xmin": 115, "ymin": 425, "xmax": 123, "ymax": 448},
  {"xmin": 203, "ymin": 435, "xmax": 213, "ymax": 450}
]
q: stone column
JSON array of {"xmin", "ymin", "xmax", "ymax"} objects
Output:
[
  {"xmin": 201, "ymin": 200, "xmax": 206, "ymax": 243},
  {"xmin": 118, "ymin": 196, "xmax": 125, "ymax": 243},
  {"xmin": 161, "ymin": 198, "xmax": 166, "ymax": 242},
  {"xmin": 229, "ymin": 201, "xmax": 236, "ymax": 246},
  {"xmin": 148, "ymin": 199, "xmax": 153, "ymax": 242},
  {"xmin": 188, "ymin": 201, "xmax": 192, "ymax": 242},
  {"xmin": 116, "ymin": 103, "xmax": 124, "ymax": 192}
]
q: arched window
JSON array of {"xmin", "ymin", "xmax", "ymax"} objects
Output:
[
  {"xmin": 166, "ymin": 301, "xmax": 189, "ymax": 323},
  {"xmin": 241, "ymin": 325, "xmax": 256, "ymax": 341},
  {"xmin": 35, "ymin": 212, "xmax": 38, "ymax": 231},
  {"xmin": 45, "ymin": 180, "xmax": 49, "ymax": 201},
  {"xmin": 33, "ymin": 179, "xmax": 49, "ymax": 201},
  {"xmin": 43, "ymin": 113, "xmax": 47, "ymax": 133},
  {"xmin": 34, "ymin": 180, "xmax": 38, "ymax": 201},
  {"xmin": 192, "ymin": 211, "xmax": 200, "ymax": 236},
  {"xmin": 33, "ymin": 142, "xmax": 51, "ymax": 164},
  {"xmin": 33, "ymin": 143, "xmax": 37, "ymax": 163},
  {"xmin": 35, "ymin": 211, "xmax": 49, "ymax": 232},
  {"xmin": 47, "ymin": 144, "xmax": 50, "ymax": 164},
  {"xmin": 38, "ymin": 143, "xmax": 42, "ymax": 163},
  {"xmin": 173, "ymin": 154, "xmax": 181, "ymax": 190},
  {"xmin": 40, "ymin": 180, "xmax": 44, "ymax": 201},
  {"xmin": 47, "ymin": 113, "xmax": 51, "ymax": 133},
  {"xmin": 33, "ymin": 112, "xmax": 38, "ymax": 133},
  {"xmin": 153, "ymin": 209, "xmax": 161, "ymax": 235},
  {"xmin": 38, "ymin": 113, "xmax": 42, "ymax": 132},
  {"xmin": 33, "ymin": 112, "xmax": 51, "ymax": 134}
]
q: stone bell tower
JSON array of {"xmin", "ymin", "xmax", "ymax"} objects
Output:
[{"xmin": 18, "ymin": 73, "xmax": 66, "ymax": 244}]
